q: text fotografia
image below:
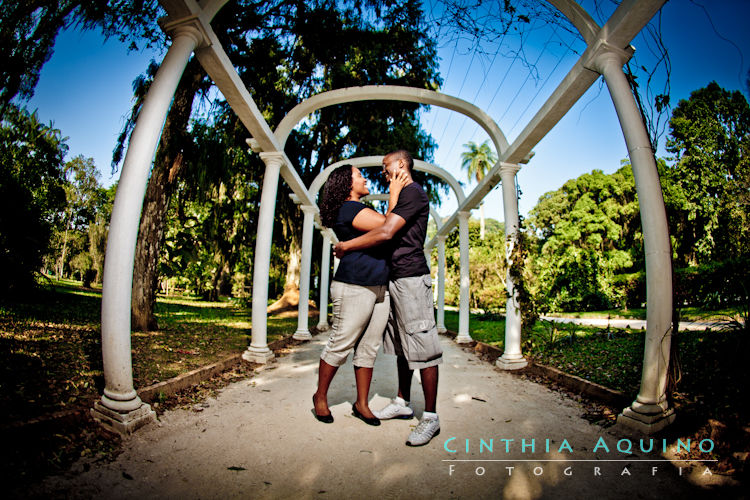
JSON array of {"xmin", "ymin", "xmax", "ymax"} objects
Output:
[
  {"xmin": 443, "ymin": 437, "xmax": 715, "ymax": 455},
  {"xmin": 446, "ymin": 464, "xmax": 716, "ymax": 478}
]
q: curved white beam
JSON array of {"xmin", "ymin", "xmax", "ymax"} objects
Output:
[
  {"xmin": 274, "ymin": 86, "xmax": 509, "ymax": 158},
  {"xmin": 310, "ymin": 156, "xmax": 465, "ymax": 205},
  {"xmin": 545, "ymin": 0, "xmax": 601, "ymax": 44}
]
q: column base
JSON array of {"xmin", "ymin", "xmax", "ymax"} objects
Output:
[
  {"xmin": 293, "ymin": 329, "xmax": 313, "ymax": 340},
  {"xmin": 455, "ymin": 334, "xmax": 473, "ymax": 344},
  {"xmin": 91, "ymin": 400, "xmax": 156, "ymax": 435},
  {"xmin": 616, "ymin": 404, "xmax": 676, "ymax": 435},
  {"xmin": 242, "ymin": 346, "xmax": 275, "ymax": 364},
  {"xmin": 496, "ymin": 353, "xmax": 528, "ymax": 370},
  {"xmin": 437, "ymin": 325, "xmax": 447, "ymax": 334},
  {"xmin": 316, "ymin": 323, "xmax": 330, "ymax": 332}
]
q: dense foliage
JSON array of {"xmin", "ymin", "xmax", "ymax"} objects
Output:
[
  {"xmin": 0, "ymin": 105, "xmax": 67, "ymax": 294},
  {"xmin": 150, "ymin": 0, "xmax": 444, "ymax": 303},
  {"xmin": 521, "ymin": 82, "xmax": 749, "ymax": 313},
  {"xmin": 527, "ymin": 166, "xmax": 641, "ymax": 312},
  {"xmin": 437, "ymin": 217, "xmax": 507, "ymax": 311},
  {"xmin": 436, "ymin": 82, "xmax": 749, "ymax": 315},
  {"xmin": 664, "ymin": 81, "xmax": 750, "ymax": 266}
]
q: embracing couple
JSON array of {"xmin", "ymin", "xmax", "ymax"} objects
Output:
[{"xmin": 311, "ymin": 149, "xmax": 442, "ymax": 447}]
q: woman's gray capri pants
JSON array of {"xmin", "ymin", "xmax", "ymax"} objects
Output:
[{"xmin": 320, "ymin": 280, "xmax": 389, "ymax": 368}]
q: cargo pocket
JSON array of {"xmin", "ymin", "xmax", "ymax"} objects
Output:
[
  {"xmin": 397, "ymin": 275, "xmax": 440, "ymax": 361},
  {"xmin": 402, "ymin": 276, "xmax": 436, "ymax": 335}
]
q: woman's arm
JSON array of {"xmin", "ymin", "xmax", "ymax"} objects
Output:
[
  {"xmin": 335, "ymin": 212, "xmax": 406, "ymax": 256},
  {"xmin": 351, "ymin": 207, "xmax": 386, "ymax": 232}
]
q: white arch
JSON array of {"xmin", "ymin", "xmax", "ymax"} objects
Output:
[
  {"xmin": 94, "ymin": 0, "xmax": 675, "ymax": 437},
  {"xmin": 275, "ymin": 86, "xmax": 509, "ymax": 158},
  {"xmin": 309, "ymin": 156, "xmax": 465, "ymax": 205}
]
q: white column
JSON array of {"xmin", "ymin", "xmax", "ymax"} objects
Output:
[
  {"xmin": 93, "ymin": 26, "xmax": 203, "ymax": 434},
  {"xmin": 243, "ymin": 152, "xmax": 284, "ymax": 363},
  {"xmin": 316, "ymin": 232, "xmax": 332, "ymax": 332},
  {"xmin": 436, "ymin": 235, "xmax": 447, "ymax": 334},
  {"xmin": 456, "ymin": 211, "xmax": 472, "ymax": 343},
  {"xmin": 293, "ymin": 205, "xmax": 316, "ymax": 340},
  {"xmin": 589, "ymin": 45, "xmax": 675, "ymax": 433},
  {"xmin": 95, "ymin": 26, "xmax": 204, "ymax": 432},
  {"xmin": 497, "ymin": 163, "xmax": 528, "ymax": 370}
]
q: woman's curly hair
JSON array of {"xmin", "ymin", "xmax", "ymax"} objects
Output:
[{"xmin": 319, "ymin": 165, "xmax": 353, "ymax": 228}]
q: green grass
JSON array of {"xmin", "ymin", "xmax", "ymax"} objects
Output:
[
  {"xmin": 0, "ymin": 280, "xmax": 310, "ymax": 425},
  {"xmin": 444, "ymin": 310, "xmax": 506, "ymax": 346}
]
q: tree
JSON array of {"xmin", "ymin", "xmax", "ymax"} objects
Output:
[
  {"xmin": 664, "ymin": 81, "xmax": 750, "ymax": 266},
  {"xmin": 51, "ymin": 155, "xmax": 101, "ymax": 280},
  {"xmin": 86, "ymin": 183, "xmax": 116, "ymax": 285},
  {"xmin": 460, "ymin": 140, "xmax": 497, "ymax": 240},
  {"xmin": 441, "ymin": 217, "xmax": 506, "ymax": 310},
  {"xmin": 527, "ymin": 166, "xmax": 641, "ymax": 312},
  {"xmin": 0, "ymin": 105, "xmax": 67, "ymax": 295}
]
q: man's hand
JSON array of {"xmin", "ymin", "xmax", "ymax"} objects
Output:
[{"xmin": 333, "ymin": 241, "xmax": 346, "ymax": 258}]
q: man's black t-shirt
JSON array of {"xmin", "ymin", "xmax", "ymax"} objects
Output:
[
  {"xmin": 389, "ymin": 182, "xmax": 430, "ymax": 279},
  {"xmin": 332, "ymin": 201, "xmax": 389, "ymax": 286}
]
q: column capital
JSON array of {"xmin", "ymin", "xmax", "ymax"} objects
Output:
[
  {"xmin": 436, "ymin": 234, "xmax": 447, "ymax": 242},
  {"xmin": 582, "ymin": 39, "xmax": 634, "ymax": 75},
  {"xmin": 300, "ymin": 204, "xmax": 317, "ymax": 215},
  {"xmin": 259, "ymin": 152, "xmax": 285, "ymax": 168},
  {"xmin": 159, "ymin": 14, "xmax": 211, "ymax": 48},
  {"xmin": 498, "ymin": 162, "xmax": 521, "ymax": 178},
  {"xmin": 457, "ymin": 210, "xmax": 471, "ymax": 220}
]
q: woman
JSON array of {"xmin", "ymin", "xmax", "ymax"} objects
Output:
[{"xmin": 312, "ymin": 164, "xmax": 406, "ymax": 425}]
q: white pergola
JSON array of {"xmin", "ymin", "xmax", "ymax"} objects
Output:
[{"xmin": 93, "ymin": 0, "xmax": 674, "ymax": 436}]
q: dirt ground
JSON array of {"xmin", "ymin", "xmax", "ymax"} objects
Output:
[{"xmin": 24, "ymin": 334, "xmax": 745, "ymax": 499}]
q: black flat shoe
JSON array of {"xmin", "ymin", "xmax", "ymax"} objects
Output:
[
  {"xmin": 352, "ymin": 403, "xmax": 380, "ymax": 426},
  {"xmin": 312, "ymin": 395, "xmax": 333, "ymax": 424}
]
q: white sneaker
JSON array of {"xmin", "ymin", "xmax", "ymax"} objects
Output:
[
  {"xmin": 406, "ymin": 416, "xmax": 440, "ymax": 446},
  {"xmin": 372, "ymin": 398, "xmax": 414, "ymax": 420}
]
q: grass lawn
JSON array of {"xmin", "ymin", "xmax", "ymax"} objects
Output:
[{"xmin": 0, "ymin": 281, "xmax": 311, "ymax": 425}]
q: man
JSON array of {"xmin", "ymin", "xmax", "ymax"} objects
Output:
[{"xmin": 333, "ymin": 149, "xmax": 442, "ymax": 446}]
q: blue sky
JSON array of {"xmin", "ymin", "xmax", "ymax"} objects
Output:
[{"xmin": 26, "ymin": 0, "xmax": 749, "ymax": 219}]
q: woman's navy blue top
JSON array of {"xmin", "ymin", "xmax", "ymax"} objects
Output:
[{"xmin": 332, "ymin": 201, "xmax": 389, "ymax": 286}]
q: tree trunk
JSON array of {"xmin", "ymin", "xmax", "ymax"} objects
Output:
[
  {"xmin": 131, "ymin": 58, "xmax": 204, "ymax": 331},
  {"xmin": 267, "ymin": 238, "xmax": 301, "ymax": 313},
  {"xmin": 57, "ymin": 225, "xmax": 69, "ymax": 279},
  {"xmin": 267, "ymin": 202, "xmax": 303, "ymax": 314}
]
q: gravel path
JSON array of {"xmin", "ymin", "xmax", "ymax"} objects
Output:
[{"xmin": 30, "ymin": 334, "xmax": 740, "ymax": 499}]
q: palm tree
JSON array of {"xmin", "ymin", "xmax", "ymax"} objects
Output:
[{"xmin": 460, "ymin": 140, "xmax": 497, "ymax": 239}]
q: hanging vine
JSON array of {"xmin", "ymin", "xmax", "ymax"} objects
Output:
[{"xmin": 506, "ymin": 218, "xmax": 539, "ymax": 333}]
